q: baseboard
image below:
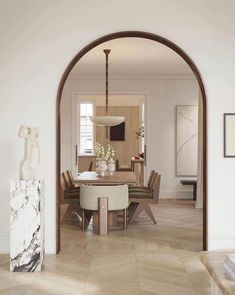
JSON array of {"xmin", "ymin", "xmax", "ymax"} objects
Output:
[
  {"xmin": 0, "ymin": 237, "xmax": 9, "ymax": 254},
  {"xmin": 0, "ymin": 237, "xmax": 56, "ymax": 254},
  {"xmin": 45, "ymin": 237, "xmax": 57, "ymax": 254},
  {"xmin": 208, "ymin": 236, "xmax": 235, "ymax": 250},
  {"xmin": 160, "ymin": 190, "xmax": 193, "ymax": 200}
]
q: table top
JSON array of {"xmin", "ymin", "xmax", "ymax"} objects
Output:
[
  {"xmin": 200, "ymin": 251, "xmax": 235, "ymax": 295},
  {"xmin": 131, "ymin": 157, "xmax": 144, "ymax": 163},
  {"xmin": 74, "ymin": 171, "xmax": 137, "ymax": 185}
]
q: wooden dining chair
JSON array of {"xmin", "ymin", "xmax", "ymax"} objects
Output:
[
  {"xmin": 60, "ymin": 173, "xmax": 82, "ymax": 224},
  {"xmin": 128, "ymin": 172, "xmax": 161, "ymax": 224},
  {"xmin": 65, "ymin": 170, "xmax": 81, "ymax": 192},
  {"xmin": 64, "ymin": 171, "xmax": 75, "ymax": 190},
  {"xmin": 88, "ymin": 161, "xmax": 93, "ymax": 171},
  {"xmin": 128, "ymin": 171, "xmax": 157, "ymax": 223},
  {"xmin": 128, "ymin": 170, "xmax": 155, "ymax": 192},
  {"xmin": 66, "ymin": 170, "xmax": 77, "ymax": 187}
]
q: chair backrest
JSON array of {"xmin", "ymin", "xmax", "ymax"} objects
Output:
[
  {"xmin": 60, "ymin": 173, "xmax": 67, "ymax": 193},
  {"xmin": 64, "ymin": 171, "xmax": 73, "ymax": 188},
  {"xmin": 88, "ymin": 161, "xmax": 93, "ymax": 171},
  {"xmin": 60, "ymin": 173, "xmax": 69, "ymax": 203},
  {"xmin": 80, "ymin": 185, "xmax": 129, "ymax": 211},
  {"xmin": 152, "ymin": 173, "xmax": 161, "ymax": 201},
  {"xmin": 115, "ymin": 159, "xmax": 120, "ymax": 171},
  {"xmin": 67, "ymin": 170, "xmax": 74, "ymax": 185},
  {"xmin": 61, "ymin": 172, "xmax": 71, "ymax": 190},
  {"xmin": 147, "ymin": 170, "xmax": 156, "ymax": 188}
]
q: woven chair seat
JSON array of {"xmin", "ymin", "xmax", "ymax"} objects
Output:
[
  {"xmin": 67, "ymin": 186, "xmax": 80, "ymax": 193},
  {"xmin": 128, "ymin": 191, "xmax": 153, "ymax": 199},
  {"xmin": 128, "ymin": 186, "xmax": 151, "ymax": 192},
  {"xmin": 64, "ymin": 190, "xmax": 80, "ymax": 200}
]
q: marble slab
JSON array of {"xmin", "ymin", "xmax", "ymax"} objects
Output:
[
  {"xmin": 10, "ymin": 180, "xmax": 45, "ymax": 272},
  {"xmin": 200, "ymin": 251, "xmax": 235, "ymax": 295}
]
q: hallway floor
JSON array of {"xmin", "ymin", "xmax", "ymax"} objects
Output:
[{"xmin": 0, "ymin": 200, "xmax": 210, "ymax": 294}]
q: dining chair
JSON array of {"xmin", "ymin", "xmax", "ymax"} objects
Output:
[
  {"xmin": 88, "ymin": 160, "xmax": 93, "ymax": 171},
  {"xmin": 128, "ymin": 171, "xmax": 157, "ymax": 223},
  {"xmin": 60, "ymin": 173, "xmax": 82, "ymax": 224},
  {"xmin": 128, "ymin": 170, "xmax": 156, "ymax": 192},
  {"xmin": 80, "ymin": 185, "xmax": 129, "ymax": 234},
  {"xmin": 66, "ymin": 170, "xmax": 77, "ymax": 188},
  {"xmin": 128, "ymin": 172, "xmax": 161, "ymax": 224},
  {"xmin": 64, "ymin": 170, "xmax": 78, "ymax": 191}
]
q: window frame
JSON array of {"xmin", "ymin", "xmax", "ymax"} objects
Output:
[{"xmin": 77, "ymin": 100, "xmax": 95, "ymax": 156}]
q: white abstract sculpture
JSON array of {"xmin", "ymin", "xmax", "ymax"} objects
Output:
[{"xmin": 18, "ymin": 126, "xmax": 40, "ymax": 180}]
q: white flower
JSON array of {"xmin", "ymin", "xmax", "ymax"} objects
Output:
[{"xmin": 95, "ymin": 142, "xmax": 115, "ymax": 161}]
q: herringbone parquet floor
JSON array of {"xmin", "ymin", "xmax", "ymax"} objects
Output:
[{"xmin": 0, "ymin": 200, "xmax": 210, "ymax": 294}]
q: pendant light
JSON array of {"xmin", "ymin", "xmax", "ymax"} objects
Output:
[{"xmin": 90, "ymin": 49, "xmax": 125, "ymax": 127}]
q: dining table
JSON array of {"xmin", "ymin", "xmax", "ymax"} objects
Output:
[
  {"xmin": 73, "ymin": 171, "xmax": 137, "ymax": 234},
  {"xmin": 73, "ymin": 171, "xmax": 137, "ymax": 185}
]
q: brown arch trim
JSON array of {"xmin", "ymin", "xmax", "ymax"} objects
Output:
[{"xmin": 56, "ymin": 31, "xmax": 207, "ymax": 253}]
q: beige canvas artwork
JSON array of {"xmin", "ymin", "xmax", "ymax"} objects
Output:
[{"xmin": 176, "ymin": 105, "xmax": 198, "ymax": 176}]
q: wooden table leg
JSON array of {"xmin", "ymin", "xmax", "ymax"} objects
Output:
[
  {"xmin": 92, "ymin": 198, "xmax": 109, "ymax": 235},
  {"xmin": 99, "ymin": 197, "xmax": 108, "ymax": 235},
  {"xmin": 140, "ymin": 162, "xmax": 144, "ymax": 186},
  {"xmin": 92, "ymin": 211, "xmax": 99, "ymax": 234}
]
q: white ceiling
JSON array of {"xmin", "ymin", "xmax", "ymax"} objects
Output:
[{"xmin": 70, "ymin": 38, "xmax": 193, "ymax": 76}]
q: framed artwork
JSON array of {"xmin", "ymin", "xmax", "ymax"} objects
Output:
[
  {"xmin": 176, "ymin": 105, "xmax": 198, "ymax": 176},
  {"xmin": 110, "ymin": 122, "xmax": 125, "ymax": 141},
  {"xmin": 224, "ymin": 113, "xmax": 235, "ymax": 157}
]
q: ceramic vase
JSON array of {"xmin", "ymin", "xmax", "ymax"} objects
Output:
[
  {"xmin": 107, "ymin": 159, "xmax": 115, "ymax": 175},
  {"xmin": 99, "ymin": 160, "xmax": 107, "ymax": 176},
  {"xmin": 96, "ymin": 159, "xmax": 107, "ymax": 176}
]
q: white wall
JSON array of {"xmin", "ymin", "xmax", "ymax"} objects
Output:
[
  {"xmin": 61, "ymin": 75, "xmax": 198, "ymax": 199},
  {"xmin": 1, "ymin": 0, "xmax": 235, "ymax": 252}
]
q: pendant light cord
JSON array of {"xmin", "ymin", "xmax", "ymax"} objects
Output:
[
  {"xmin": 90, "ymin": 49, "xmax": 124, "ymax": 133},
  {"xmin": 104, "ymin": 49, "xmax": 111, "ymax": 115}
]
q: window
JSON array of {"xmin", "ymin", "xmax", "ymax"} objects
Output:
[{"xmin": 79, "ymin": 102, "xmax": 94, "ymax": 155}]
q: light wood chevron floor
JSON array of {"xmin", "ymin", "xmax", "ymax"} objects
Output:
[{"xmin": 0, "ymin": 200, "xmax": 211, "ymax": 295}]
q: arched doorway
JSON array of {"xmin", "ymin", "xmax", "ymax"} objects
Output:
[{"xmin": 56, "ymin": 31, "xmax": 207, "ymax": 253}]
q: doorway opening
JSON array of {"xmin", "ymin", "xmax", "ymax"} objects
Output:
[
  {"xmin": 56, "ymin": 31, "xmax": 207, "ymax": 254},
  {"xmin": 70, "ymin": 93, "xmax": 147, "ymax": 181}
]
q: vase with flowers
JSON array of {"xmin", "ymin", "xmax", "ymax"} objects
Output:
[
  {"xmin": 106, "ymin": 144, "xmax": 116, "ymax": 175},
  {"xmin": 95, "ymin": 142, "xmax": 107, "ymax": 176}
]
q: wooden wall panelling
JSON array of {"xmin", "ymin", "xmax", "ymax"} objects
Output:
[{"xmin": 78, "ymin": 156, "xmax": 96, "ymax": 172}]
